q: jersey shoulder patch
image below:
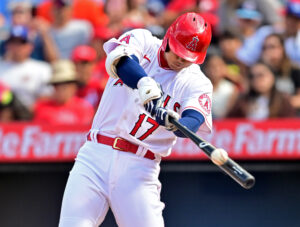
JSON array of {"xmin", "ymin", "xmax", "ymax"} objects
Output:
[{"xmin": 198, "ymin": 93, "xmax": 212, "ymax": 114}]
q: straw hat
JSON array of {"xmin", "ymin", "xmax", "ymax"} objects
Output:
[{"xmin": 50, "ymin": 60, "xmax": 77, "ymax": 84}]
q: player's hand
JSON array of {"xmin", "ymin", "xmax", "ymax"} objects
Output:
[
  {"xmin": 137, "ymin": 77, "xmax": 162, "ymax": 105},
  {"xmin": 155, "ymin": 107, "xmax": 180, "ymax": 131},
  {"xmin": 144, "ymin": 96, "xmax": 164, "ymax": 116}
]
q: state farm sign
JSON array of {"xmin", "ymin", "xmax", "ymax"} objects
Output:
[
  {"xmin": 0, "ymin": 123, "xmax": 87, "ymax": 162},
  {"xmin": 1, "ymin": 119, "xmax": 300, "ymax": 162},
  {"xmin": 170, "ymin": 119, "xmax": 300, "ymax": 160}
]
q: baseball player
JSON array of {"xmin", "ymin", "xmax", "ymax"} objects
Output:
[{"xmin": 59, "ymin": 12, "xmax": 213, "ymax": 227}]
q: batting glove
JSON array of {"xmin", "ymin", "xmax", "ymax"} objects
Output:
[
  {"xmin": 155, "ymin": 107, "xmax": 180, "ymax": 131},
  {"xmin": 137, "ymin": 77, "xmax": 162, "ymax": 105},
  {"xmin": 144, "ymin": 96, "xmax": 164, "ymax": 116}
]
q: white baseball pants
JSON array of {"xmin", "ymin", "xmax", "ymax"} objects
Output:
[{"xmin": 59, "ymin": 141, "xmax": 165, "ymax": 227}]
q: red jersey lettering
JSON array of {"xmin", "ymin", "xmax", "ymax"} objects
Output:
[
  {"xmin": 114, "ymin": 79, "xmax": 124, "ymax": 86},
  {"xmin": 163, "ymin": 95, "xmax": 171, "ymax": 107},
  {"xmin": 174, "ymin": 102, "xmax": 180, "ymax": 112},
  {"xmin": 120, "ymin": 35, "xmax": 131, "ymax": 44}
]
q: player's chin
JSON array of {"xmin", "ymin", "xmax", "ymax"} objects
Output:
[{"xmin": 170, "ymin": 64, "xmax": 184, "ymax": 71}]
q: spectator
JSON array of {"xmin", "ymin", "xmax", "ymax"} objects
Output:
[
  {"xmin": 0, "ymin": 13, "xmax": 5, "ymax": 35},
  {"xmin": 234, "ymin": 0, "xmax": 275, "ymax": 66},
  {"xmin": 37, "ymin": 0, "xmax": 109, "ymax": 28},
  {"xmin": 105, "ymin": 0, "xmax": 128, "ymax": 28},
  {"xmin": 0, "ymin": 1, "xmax": 34, "ymax": 55},
  {"xmin": 9, "ymin": 1, "xmax": 33, "ymax": 27},
  {"xmin": 0, "ymin": 0, "xmax": 39, "ymax": 27},
  {"xmin": 261, "ymin": 33, "xmax": 300, "ymax": 95},
  {"xmin": 122, "ymin": 0, "xmax": 157, "ymax": 30},
  {"xmin": 203, "ymin": 54, "xmax": 239, "ymax": 119},
  {"xmin": 33, "ymin": 0, "xmax": 93, "ymax": 62},
  {"xmin": 0, "ymin": 82, "xmax": 32, "ymax": 122},
  {"xmin": 71, "ymin": 45, "xmax": 102, "ymax": 108},
  {"xmin": 284, "ymin": 0, "xmax": 300, "ymax": 66},
  {"xmin": 227, "ymin": 62, "xmax": 296, "ymax": 119},
  {"xmin": 34, "ymin": 60, "xmax": 95, "ymax": 124},
  {"xmin": 105, "ymin": 0, "xmax": 160, "ymax": 35},
  {"xmin": 218, "ymin": 0, "xmax": 283, "ymax": 35},
  {"xmin": 0, "ymin": 25, "xmax": 52, "ymax": 111},
  {"xmin": 218, "ymin": 31, "xmax": 244, "ymax": 87}
]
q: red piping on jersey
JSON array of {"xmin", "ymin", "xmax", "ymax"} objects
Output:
[
  {"xmin": 182, "ymin": 106, "xmax": 212, "ymax": 131},
  {"xmin": 163, "ymin": 95, "xmax": 171, "ymax": 107},
  {"xmin": 143, "ymin": 55, "xmax": 151, "ymax": 63},
  {"xmin": 157, "ymin": 46, "xmax": 171, "ymax": 70}
]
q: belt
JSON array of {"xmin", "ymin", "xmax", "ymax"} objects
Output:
[{"xmin": 86, "ymin": 133, "xmax": 156, "ymax": 160}]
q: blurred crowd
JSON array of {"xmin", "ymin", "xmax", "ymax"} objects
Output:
[{"xmin": 0, "ymin": 0, "xmax": 300, "ymax": 124}]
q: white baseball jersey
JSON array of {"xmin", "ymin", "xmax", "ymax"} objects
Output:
[{"xmin": 90, "ymin": 29, "xmax": 213, "ymax": 157}]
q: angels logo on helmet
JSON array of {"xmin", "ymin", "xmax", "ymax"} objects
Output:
[
  {"xmin": 161, "ymin": 13, "xmax": 212, "ymax": 64},
  {"xmin": 186, "ymin": 36, "xmax": 199, "ymax": 51}
]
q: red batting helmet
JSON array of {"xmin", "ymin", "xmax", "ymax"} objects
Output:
[{"xmin": 162, "ymin": 12, "xmax": 212, "ymax": 64}]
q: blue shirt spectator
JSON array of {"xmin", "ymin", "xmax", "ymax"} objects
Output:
[
  {"xmin": 235, "ymin": 1, "xmax": 276, "ymax": 66},
  {"xmin": 284, "ymin": 0, "xmax": 300, "ymax": 66}
]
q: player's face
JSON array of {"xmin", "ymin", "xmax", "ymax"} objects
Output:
[{"xmin": 164, "ymin": 50, "xmax": 193, "ymax": 71}]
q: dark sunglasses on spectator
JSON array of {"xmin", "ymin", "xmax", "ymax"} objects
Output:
[
  {"xmin": 7, "ymin": 38, "xmax": 28, "ymax": 45},
  {"xmin": 52, "ymin": 81, "xmax": 78, "ymax": 87},
  {"xmin": 76, "ymin": 61, "xmax": 92, "ymax": 65},
  {"xmin": 262, "ymin": 44, "xmax": 280, "ymax": 50},
  {"xmin": 54, "ymin": 0, "xmax": 71, "ymax": 8},
  {"xmin": 240, "ymin": 18, "xmax": 255, "ymax": 23},
  {"xmin": 12, "ymin": 9, "xmax": 28, "ymax": 15}
]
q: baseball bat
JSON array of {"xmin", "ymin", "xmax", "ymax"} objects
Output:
[{"xmin": 169, "ymin": 117, "xmax": 255, "ymax": 189}]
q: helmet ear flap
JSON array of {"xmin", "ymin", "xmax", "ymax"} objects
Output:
[{"xmin": 165, "ymin": 40, "xmax": 170, "ymax": 52}]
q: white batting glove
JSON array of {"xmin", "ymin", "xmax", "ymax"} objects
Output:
[
  {"xmin": 155, "ymin": 107, "xmax": 180, "ymax": 131},
  {"xmin": 137, "ymin": 77, "xmax": 162, "ymax": 105}
]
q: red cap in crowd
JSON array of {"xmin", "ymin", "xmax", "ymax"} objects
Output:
[
  {"xmin": 93, "ymin": 25, "xmax": 117, "ymax": 40},
  {"xmin": 71, "ymin": 45, "xmax": 97, "ymax": 62}
]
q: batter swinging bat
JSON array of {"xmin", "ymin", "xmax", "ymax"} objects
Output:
[{"xmin": 169, "ymin": 117, "xmax": 255, "ymax": 189}]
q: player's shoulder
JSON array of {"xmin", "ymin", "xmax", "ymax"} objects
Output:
[
  {"xmin": 181, "ymin": 64, "xmax": 213, "ymax": 89},
  {"xmin": 119, "ymin": 28, "xmax": 155, "ymax": 41},
  {"xmin": 119, "ymin": 28, "xmax": 161, "ymax": 53},
  {"xmin": 104, "ymin": 28, "xmax": 158, "ymax": 51},
  {"xmin": 125, "ymin": 28, "xmax": 153, "ymax": 36}
]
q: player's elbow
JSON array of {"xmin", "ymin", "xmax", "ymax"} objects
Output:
[
  {"xmin": 116, "ymin": 55, "xmax": 147, "ymax": 89},
  {"xmin": 105, "ymin": 45, "xmax": 138, "ymax": 79}
]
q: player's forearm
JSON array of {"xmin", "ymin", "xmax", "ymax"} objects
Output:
[
  {"xmin": 174, "ymin": 109, "xmax": 204, "ymax": 138},
  {"xmin": 116, "ymin": 55, "xmax": 147, "ymax": 89}
]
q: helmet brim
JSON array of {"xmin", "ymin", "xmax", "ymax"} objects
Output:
[{"xmin": 168, "ymin": 35, "xmax": 207, "ymax": 64}]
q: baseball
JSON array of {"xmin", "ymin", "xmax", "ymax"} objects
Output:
[{"xmin": 211, "ymin": 149, "xmax": 228, "ymax": 166}]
